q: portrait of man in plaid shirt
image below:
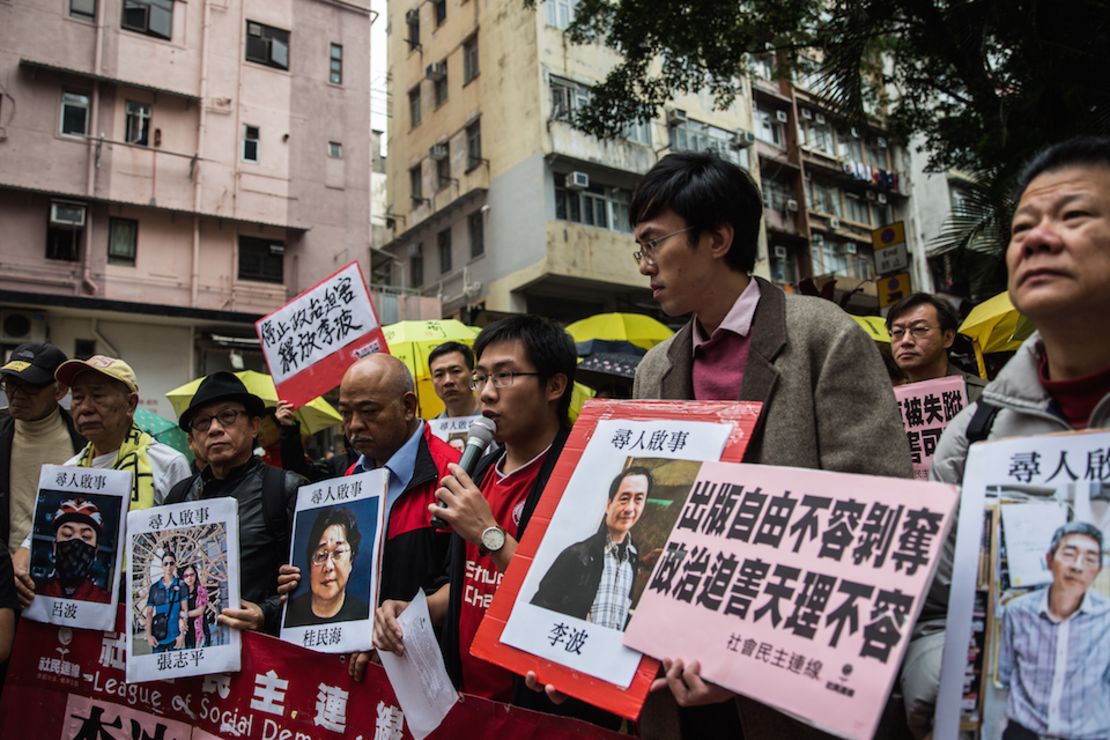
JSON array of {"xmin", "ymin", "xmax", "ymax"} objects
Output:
[{"xmin": 530, "ymin": 467, "xmax": 651, "ymax": 629}]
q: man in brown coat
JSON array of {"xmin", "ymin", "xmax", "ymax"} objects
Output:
[{"xmin": 630, "ymin": 152, "xmax": 912, "ymax": 738}]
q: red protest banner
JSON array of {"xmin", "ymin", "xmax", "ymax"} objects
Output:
[
  {"xmin": 256, "ymin": 261, "xmax": 387, "ymax": 407},
  {"xmin": 470, "ymin": 399, "xmax": 762, "ymax": 721},
  {"xmin": 0, "ymin": 609, "xmax": 624, "ymax": 739}
]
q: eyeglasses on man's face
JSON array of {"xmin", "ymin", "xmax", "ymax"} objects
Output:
[
  {"xmin": 190, "ymin": 408, "xmax": 245, "ymax": 433},
  {"xmin": 889, "ymin": 324, "xmax": 936, "ymax": 342},
  {"xmin": 470, "ymin": 370, "xmax": 541, "ymax": 391},
  {"xmin": 632, "ymin": 226, "xmax": 696, "ymax": 265},
  {"xmin": 1, "ymin": 378, "xmax": 50, "ymax": 397}
]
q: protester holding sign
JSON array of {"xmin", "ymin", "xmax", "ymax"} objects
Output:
[
  {"xmin": 375, "ymin": 316, "xmax": 614, "ymax": 725},
  {"xmin": 885, "ymin": 292, "xmax": 986, "ymax": 399},
  {"xmin": 277, "ymin": 354, "xmax": 459, "ymax": 678},
  {"xmin": 904, "ymin": 136, "xmax": 1110, "ymax": 737},
  {"xmin": 13, "ymin": 355, "xmax": 190, "ymax": 606},
  {"xmin": 627, "ymin": 151, "xmax": 912, "ymax": 735},
  {"xmin": 165, "ymin": 372, "xmax": 303, "ymax": 635}
]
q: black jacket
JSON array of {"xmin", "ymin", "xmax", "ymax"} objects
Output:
[
  {"xmin": 0, "ymin": 406, "xmax": 85, "ymax": 547},
  {"xmin": 530, "ymin": 528, "xmax": 639, "ymax": 625},
  {"xmin": 277, "ymin": 423, "xmax": 332, "ymax": 483},
  {"xmin": 166, "ymin": 457, "xmax": 303, "ymax": 635}
]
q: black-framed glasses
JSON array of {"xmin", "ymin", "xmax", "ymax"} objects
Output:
[
  {"xmin": 1, "ymin": 378, "xmax": 50, "ymax": 396},
  {"xmin": 889, "ymin": 324, "xmax": 936, "ymax": 342},
  {"xmin": 470, "ymin": 371, "xmax": 542, "ymax": 391},
  {"xmin": 632, "ymin": 226, "xmax": 696, "ymax": 265},
  {"xmin": 189, "ymin": 408, "xmax": 244, "ymax": 432}
]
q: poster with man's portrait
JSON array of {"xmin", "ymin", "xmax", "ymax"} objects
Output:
[
  {"xmin": 281, "ymin": 469, "xmax": 388, "ymax": 653},
  {"xmin": 936, "ymin": 430, "xmax": 1110, "ymax": 740},
  {"xmin": 23, "ymin": 465, "xmax": 130, "ymax": 630},
  {"xmin": 125, "ymin": 497, "xmax": 240, "ymax": 683}
]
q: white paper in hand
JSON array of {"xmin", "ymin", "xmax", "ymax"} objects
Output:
[{"xmin": 378, "ymin": 590, "xmax": 459, "ymax": 739}]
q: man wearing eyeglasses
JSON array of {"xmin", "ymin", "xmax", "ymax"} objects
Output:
[
  {"xmin": 885, "ymin": 293, "xmax": 986, "ymax": 399},
  {"xmin": 429, "ymin": 341, "xmax": 480, "ymax": 418},
  {"xmin": 1, "ymin": 343, "xmax": 84, "ymax": 556},
  {"xmin": 165, "ymin": 372, "xmax": 304, "ymax": 635},
  {"xmin": 629, "ymin": 152, "xmax": 911, "ymax": 737}
]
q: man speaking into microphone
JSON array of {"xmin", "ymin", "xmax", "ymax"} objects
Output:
[{"xmin": 374, "ymin": 315, "xmax": 583, "ymax": 712}]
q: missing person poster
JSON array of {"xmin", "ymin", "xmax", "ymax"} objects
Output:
[
  {"xmin": 23, "ymin": 465, "xmax": 130, "ymax": 630},
  {"xmin": 935, "ymin": 430, "xmax": 1110, "ymax": 740},
  {"xmin": 281, "ymin": 470, "xmax": 388, "ymax": 653},
  {"xmin": 428, "ymin": 415, "xmax": 482, "ymax": 453},
  {"xmin": 256, "ymin": 261, "xmax": 387, "ymax": 406},
  {"xmin": 624, "ymin": 462, "xmax": 957, "ymax": 739},
  {"xmin": 125, "ymin": 497, "xmax": 241, "ymax": 683},
  {"xmin": 471, "ymin": 399, "xmax": 762, "ymax": 720},
  {"xmin": 893, "ymin": 376, "xmax": 969, "ymax": 480}
]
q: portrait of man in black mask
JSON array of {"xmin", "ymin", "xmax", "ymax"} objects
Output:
[{"xmin": 38, "ymin": 498, "xmax": 111, "ymax": 604}]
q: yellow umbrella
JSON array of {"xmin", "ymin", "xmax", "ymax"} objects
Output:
[
  {"xmin": 383, "ymin": 320, "xmax": 481, "ymax": 419},
  {"xmin": 165, "ymin": 369, "xmax": 342, "ymax": 435},
  {"xmin": 565, "ymin": 312, "xmax": 674, "ymax": 351},
  {"xmin": 850, "ymin": 315, "xmax": 890, "ymax": 343},
  {"xmin": 959, "ymin": 291, "xmax": 1028, "ymax": 354}
]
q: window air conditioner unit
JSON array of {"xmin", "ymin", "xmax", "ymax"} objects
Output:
[
  {"xmin": 828, "ymin": 216, "xmax": 841, "ymax": 229},
  {"xmin": 425, "ymin": 62, "xmax": 447, "ymax": 80},
  {"xmin": 405, "ymin": 8, "xmax": 419, "ymax": 24},
  {"xmin": 877, "ymin": 137, "xmax": 888, "ymax": 148},
  {"xmin": 429, "ymin": 142, "xmax": 449, "ymax": 160},
  {"xmin": 666, "ymin": 108, "xmax": 688, "ymax": 126},
  {"xmin": 877, "ymin": 193, "xmax": 888, "ymax": 204},
  {"xmin": 269, "ymin": 243, "xmax": 285, "ymax": 256},
  {"xmin": 785, "ymin": 199, "xmax": 799, "ymax": 212},
  {"xmin": 730, "ymin": 130, "xmax": 756, "ymax": 149},
  {"xmin": 815, "ymin": 113, "xmax": 826, "ymax": 125},
  {"xmin": 850, "ymin": 127, "xmax": 860, "ymax": 138},
  {"xmin": 865, "ymin": 190, "xmax": 877, "ymax": 201},
  {"xmin": 50, "ymin": 202, "xmax": 86, "ymax": 227},
  {"xmin": 0, "ymin": 310, "xmax": 47, "ymax": 345},
  {"xmin": 841, "ymin": 243, "xmax": 858, "ymax": 255},
  {"xmin": 565, "ymin": 171, "xmax": 589, "ymax": 190},
  {"xmin": 773, "ymin": 245, "xmax": 789, "ymax": 260},
  {"xmin": 800, "ymin": 108, "xmax": 813, "ymax": 120},
  {"xmin": 775, "ymin": 110, "xmax": 789, "ymax": 123}
]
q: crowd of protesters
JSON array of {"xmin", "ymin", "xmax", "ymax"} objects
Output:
[{"xmin": 0, "ymin": 135, "xmax": 1106, "ymax": 738}]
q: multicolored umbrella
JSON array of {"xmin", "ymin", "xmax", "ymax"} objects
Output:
[
  {"xmin": 164, "ymin": 370, "xmax": 342, "ymax": 435},
  {"xmin": 565, "ymin": 313, "xmax": 674, "ymax": 351}
]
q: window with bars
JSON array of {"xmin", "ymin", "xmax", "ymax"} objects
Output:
[
  {"xmin": 238, "ymin": 236, "xmax": 284, "ymax": 283},
  {"xmin": 554, "ymin": 181, "xmax": 632, "ymax": 233}
]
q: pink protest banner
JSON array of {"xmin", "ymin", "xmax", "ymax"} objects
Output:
[
  {"xmin": 623, "ymin": 462, "xmax": 958, "ymax": 739},
  {"xmin": 256, "ymin": 261, "xmax": 387, "ymax": 407},
  {"xmin": 1, "ymin": 608, "xmax": 625, "ymax": 739},
  {"xmin": 893, "ymin": 376, "xmax": 969, "ymax": 480}
]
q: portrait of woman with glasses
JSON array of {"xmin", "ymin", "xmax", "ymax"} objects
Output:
[{"xmin": 283, "ymin": 507, "xmax": 369, "ymax": 628}]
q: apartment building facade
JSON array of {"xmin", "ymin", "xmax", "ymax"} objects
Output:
[
  {"xmin": 0, "ymin": 0, "xmax": 393, "ymax": 417},
  {"xmin": 383, "ymin": 0, "xmax": 936, "ymax": 324}
]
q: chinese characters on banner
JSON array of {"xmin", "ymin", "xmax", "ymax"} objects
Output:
[
  {"xmin": 935, "ymin": 430, "xmax": 1110, "ymax": 740},
  {"xmin": 24, "ymin": 465, "xmax": 131, "ymax": 631},
  {"xmin": 470, "ymin": 399, "xmax": 762, "ymax": 720},
  {"xmin": 125, "ymin": 497, "xmax": 241, "ymax": 683},
  {"xmin": 281, "ymin": 470, "xmax": 388, "ymax": 653},
  {"xmin": 256, "ymin": 261, "xmax": 387, "ymax": 406},
  {"xmin": 428, "ymin": 415, "xmax": 482, "ymax": 454},
  {"xmin": 893, "ymin": 376, "xmax": 969, "ymax": 480},
  {"xmin": 624, "ymin": 462, "xmax": 957, "ymax": 739},
  {"xmin": 0, "ymin": 609, "xmax": 629, "ymax": 740}
]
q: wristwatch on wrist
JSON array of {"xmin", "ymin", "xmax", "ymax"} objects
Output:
[{"xmin": 479, "ymin": 525, "xmax": 506, "ymax": 555}]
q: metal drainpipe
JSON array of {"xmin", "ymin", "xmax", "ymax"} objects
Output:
[
  {"xmin": 81, "ymin": 1, "xmax": 106, "ymax": 296},
  {"xmin": 191, "ymin": 0, "xmax": 213, "ymax": 307}
]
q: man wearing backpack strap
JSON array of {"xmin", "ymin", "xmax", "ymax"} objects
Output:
[
  {"xmin": 902, "ymin": 136, "xmax": 1110, "ymax": 738},
  {"xmin": 166, "ymin": 372, "xmax": 304, "ymax": 636}
]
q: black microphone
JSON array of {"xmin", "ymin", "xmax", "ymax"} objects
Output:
[{"xmin": 432, "ymin": 416, "xmax": 497, "ymax": 528}]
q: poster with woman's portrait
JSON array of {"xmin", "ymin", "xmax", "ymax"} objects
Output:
[
  {"xmin": 23, "ymin": 465, "xmax": 130, "ymax": 630},
  {"xmin": 125, "ymin": 497, "xmax": 240, "ymax": 683},
  {"xmin": 281, "ymin": 469, "xmax": 388, "ymax": 653}
]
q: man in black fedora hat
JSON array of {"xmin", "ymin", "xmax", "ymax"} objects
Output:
[
  {"xmin": 166, "ymin": 371, "xmax": 304, "ymax": 635},
  {"xmin": 1, "ymin": 343, "xmax": 84, "ymax": 555}
]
